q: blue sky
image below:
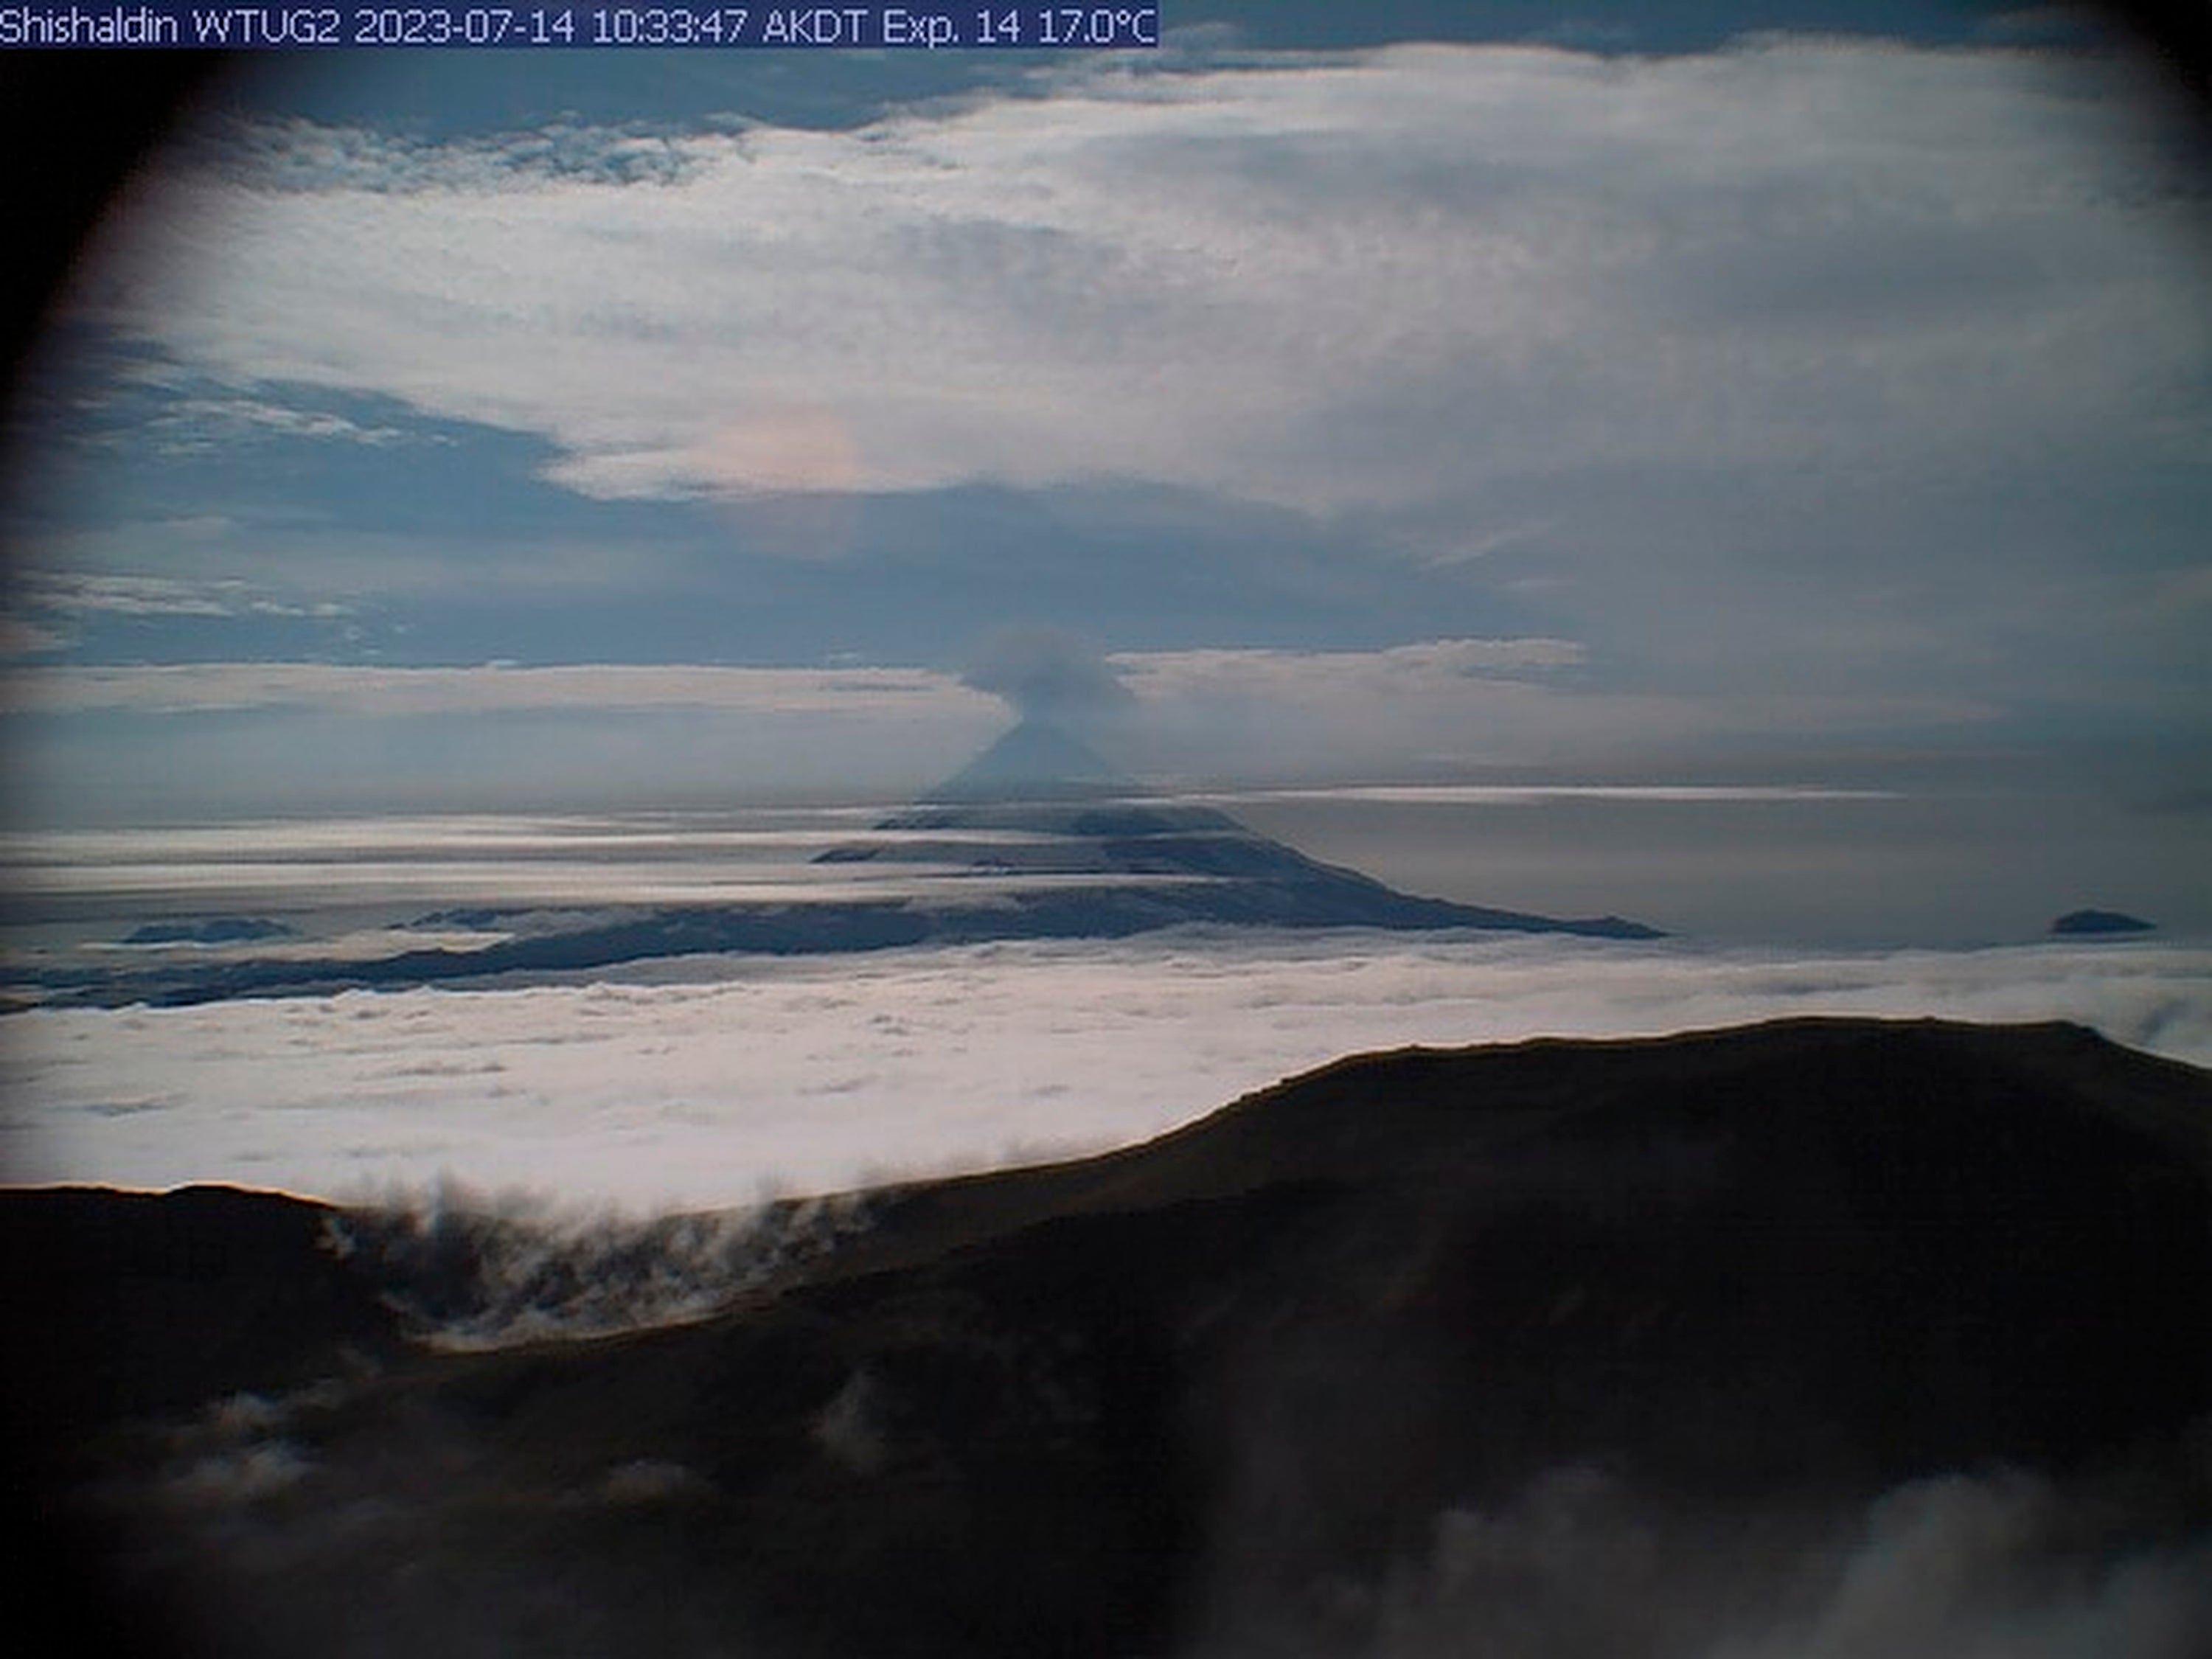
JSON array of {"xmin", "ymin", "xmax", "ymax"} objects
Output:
[{"xmin": 1, "ymin": 2, "xmax": 2207, "ymax": 901}]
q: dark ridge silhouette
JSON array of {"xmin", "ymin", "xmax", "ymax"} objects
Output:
[
  {"xmin": 2051, "ymin": 908, "xmax": 2157, "ymax": 936},
  {"xmin": 7, "ymin": 1018, "xmax": 2209, "ymax": 1657}
]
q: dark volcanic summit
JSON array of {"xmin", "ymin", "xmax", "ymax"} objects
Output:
[{"xmin": 9, "ymin": 1017, "xmax": 2211, "ymax": 1658}]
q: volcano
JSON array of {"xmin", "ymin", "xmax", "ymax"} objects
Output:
[
  {"xmin": 922, "ymin": 718, "xmax": 1133, "ymax": 803},
  {"xmin": 25, "ymin": 723, "xmax": 1655, "ymax": 1008},
  {"xmin": 814, "ymin": 719, "xmax": 1661, "ymax": 937}
]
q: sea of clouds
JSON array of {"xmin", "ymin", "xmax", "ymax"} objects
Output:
[{"xmin": 4, "ymin": 928, "xmax": 2205, "ymax": 1211}]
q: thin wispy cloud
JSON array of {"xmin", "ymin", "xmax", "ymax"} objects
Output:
[
  {"xmin": 0, "ymin": 642, "xmax": 2002, "ymax": 806},
  {"xmin": 17, "ymin": 571, "xmax": 351, "ymax": 621},
  {"xmin": 1203, "ymin": 1461, "xmax": 2212, "ymax": 1659},
  {"xmin": 1117, "ymin": 639, "xmax": 1590, "ymax": 682},
  {"xmin": 0, "ymin": 618, "xmax": 71, "ymax": 658},
  {"xmin": 1169, "ymin": 783, "xmax": 1901, "ymax": 806},
  {"xmin": 145, "ymin": 392, "xmax": 427, "ymax": 453},
  {"xmin": 5, "ymin": 639, "xmax": 1588, "ymax": 720},
  {"xmin": 1110, "ymin": 639, "xmax": 2000, "ymax": 779},
  {"xmin": 0, "ymin": 659, "xmax": 986, "ymax": 717}
]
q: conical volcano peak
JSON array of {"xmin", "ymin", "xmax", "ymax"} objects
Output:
[
  {"xmin": 829, "ymin": 721, "xmax": 1662, "ymax": 939},
  {"xmin": 924, "ymin": 720, "xmax": 1135, "ymax": 804}
]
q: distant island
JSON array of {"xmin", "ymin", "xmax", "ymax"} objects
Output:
[{"xmin": 2051, "ymin": 908, "xmax": 2157, "ymax": 936}]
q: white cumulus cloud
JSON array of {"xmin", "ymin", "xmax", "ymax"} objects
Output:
[{"xmin": 80, "ymin": 40, "xmax": 2208, "ymax": 522}]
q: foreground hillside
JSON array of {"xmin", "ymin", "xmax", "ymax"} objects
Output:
[{"xmin": 6, "ymin": 1017, "xmax": 2211, "ymax": 1657}]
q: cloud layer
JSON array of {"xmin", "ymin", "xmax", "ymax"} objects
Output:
[
  {"xmin": 7, "ymin": 930, "xmax": 2205, "ymax": 1210},
  {"xmin": 91, "ymin": 42, "xmax": 2208, "ymax": 523},
  {"xmin": 0, "ymin": 659, "xmax": 983, "ymax": 717},
  {"xmin": 0, "ymin": 641, "xmax": 1721, "ymax": 815}
]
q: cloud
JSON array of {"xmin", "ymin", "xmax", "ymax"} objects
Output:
[
  {"xmin": 0, "ymin": 662, "xmax": 1012, "ymax": 815},
  {"xmin": 0, "ymin": 641, "xmax": 2015, "ymax": 824},
  {"xmin": 961, "ymin": 627, "xmax": 1135, "ymax": 724},
  {"xmin": 144, "ymin": 392, "xmax": 426, "ymax": 454},
  {"xmin": 1714, "ymin": 1470, "xmax": 2212, "ymax": 1659},
  {"xmin": 204, "ymin": 114, "xmax": 707, "ymax": 192},
  {"xmin": 0, "ymin": 616, "xmax": 72, "ymax": 657},
  {"xmin": 7, "ymin": 931, "xmax": 2206, "ymax": 1210},
  {"xmin": 325, "ymin": 1177, "xmax": 880, "ymax": 1349},
  {"xmin": 150, "ymin": 1391, "xmax": 335, "ymax": 1506},
  {"xmin": 0, "ymin": 659, "xmax": 986, "ymax": 717},
  {"xmin": 1192, "ymin": 1460, "xmax": 2212, "ymax": 1659},
  {"xmin": 77, "ymin": 39, "xmax": 2207, "ymax": 525},
  {"xmin": 1172, "ymin": 783, "xmax": 1899, "ymax": 806},
  {"xmin": 1121, "ymin": 639, "xmax": 1588, "ymax": 685},
  {"xmin": 3, "ymin": 642, "xmax": 1601, "ymax": 740},
  {"xmin": 16, "ymin": 571, "xmax": 352, "ymax": 621},
  {"xmin": 164, "ymin": 1442, "xmax": 316, "ymax": 1506},
  {"xmin": 596, "ymin": 1459, "xmax": 716, "ymax": 1505},
  {"xmin": 1105, "ymin": 639, "xmax": 1996, "ymax": 777},
  {"xmin": 814, "ymin": 1371, "xmax": 891, "ymax": 1475},
  {"xmin": 17, "ymin": 35, "xmax": 2202, "ymax": 779}
]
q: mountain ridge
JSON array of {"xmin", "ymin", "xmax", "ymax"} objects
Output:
[{"xmin": 7, "ymin": 1017, "xmax": 2209, "ymax": 1658}]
